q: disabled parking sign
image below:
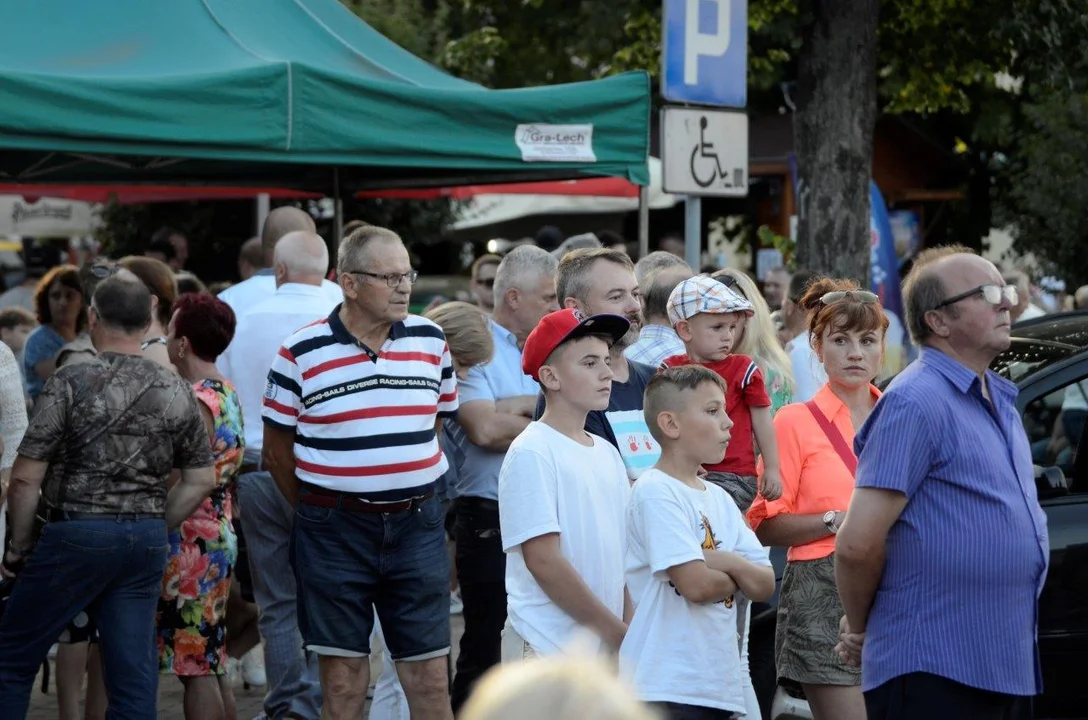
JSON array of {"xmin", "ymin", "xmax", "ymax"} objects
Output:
[
  {"xmin": 662, "ymin": 0, "xmax": 747, "ymax": 107},
  {"xmin": 661, "ymin": 107, "xmax": 748, "ymax": 197}
]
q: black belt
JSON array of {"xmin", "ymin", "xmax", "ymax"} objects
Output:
[
  {"xmin": 457, "ymin": 497, "xmax": 499, "ymax": 512},
  {"xmin": 299, "ymin": 483, "xmax": 433, "ymax": 514},
  {"xmin": 45, "ymin": 509, "xmax": 163, "ymax": 523}
]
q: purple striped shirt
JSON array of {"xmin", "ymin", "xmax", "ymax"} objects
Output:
[{"xmin": 853, "ymin": 347, "xmax": 1049, "ymax": 695}]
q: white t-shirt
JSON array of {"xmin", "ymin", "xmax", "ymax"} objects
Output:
[
  {"xmin": 499, "ymin": 421, "xmax": 630, "ymax": 656},
  {"xmin": 621, "ymin": 468, "xmax": 771, "ymax": 714}
]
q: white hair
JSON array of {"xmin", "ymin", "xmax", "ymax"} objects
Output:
[
  {"xmin": 634, "ymin": 250, "xmax": 691, "ymax": 287},
  {"xmin": 274, "ymin": 232, "xmax": 329, "ymax": 278},
  {"xmin": 494, "ymin": 245, "xmax": 558, "ymax": 308}
]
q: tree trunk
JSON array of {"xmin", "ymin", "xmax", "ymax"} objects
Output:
[{"xmin": 794, "ymin": 0, "xmax": 879, "ymax": 282}]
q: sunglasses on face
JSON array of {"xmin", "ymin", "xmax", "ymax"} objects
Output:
[
  {"xmin": 934, "ymin": 284, "xmax": 1018, "ymax": 310},
  {"xmin": 820, "ymin": 290, "xmax": 879, "ymax": 305},
  {"xmin": 475, "ymin": 277, "xmax": 496, "ymax": 288}
]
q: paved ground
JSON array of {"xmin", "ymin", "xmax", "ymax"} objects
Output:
[{"xmin": 27, "ymin": 615, "xmax": 466, "ymax": 719}]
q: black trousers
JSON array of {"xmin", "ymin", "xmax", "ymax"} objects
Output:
[
  {"xmin": 449, "ymin": 498, "xmax": 506, "ymax": 712},
  {"xmin": 865, "ymin": 673, "xmax": 1033, "ymax": 720}
]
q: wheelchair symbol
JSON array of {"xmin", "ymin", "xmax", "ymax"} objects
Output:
[{"xmin": 689, "ymin": 116, "xmax": 744, "ymax": 190}]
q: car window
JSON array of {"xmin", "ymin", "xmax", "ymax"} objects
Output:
[
  {"xmin": 1022, "ymin": 376, "xmax": 1088, "ymax": 487},
  {"xmin": 993, "ymin": 339, "xmax": 1083, "ymax": 383}
]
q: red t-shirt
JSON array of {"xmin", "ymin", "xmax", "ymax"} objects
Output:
[{"xmin": 661, "ymin": 353, "xmax": 771, "ymax": 476}]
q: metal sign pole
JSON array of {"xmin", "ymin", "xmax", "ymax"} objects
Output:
[
  {"xmin": 638, "ymin": 185, "xmax": 650, "ymax": 259},
  {"xmin": 684, "ymin": 195, "xmax": 701, "ymax": 271},
  {"xmin": 256, "ymin": 193, "xmax": 270, "ymax": 236}
]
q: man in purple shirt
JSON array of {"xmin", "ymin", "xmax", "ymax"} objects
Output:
[{"xmin": 836, "ymin": 246, "xmax": 1049, "ymax": 720}]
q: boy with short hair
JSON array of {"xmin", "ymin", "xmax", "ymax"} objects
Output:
[
  {"xmin": 622, "ymin": 365, "xmax": 774, "ymax": 720},
  {"xmin": 0, "ymin": 307, "xmax": 36, "ymax": 356},
  {"xmin": 498, "ymin": 308, "xmax": 633, "ymax": 660},
  {"xmin": 662, "ymin": 275, "xmax": 783, "ymax": 509}
]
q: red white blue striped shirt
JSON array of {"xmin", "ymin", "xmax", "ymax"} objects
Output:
[{"xmin": 262, "ymin": 307, "xmax": 458, "ymax": 496}]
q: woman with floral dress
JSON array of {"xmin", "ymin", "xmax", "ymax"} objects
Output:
[{"xmin": 157, "ymin": 293, "xmax": 242, "ymax": 720}]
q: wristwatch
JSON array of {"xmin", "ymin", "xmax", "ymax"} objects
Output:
[{"xmin": 823, "ymin": 510, "xmax": 840, "ymax": 534}]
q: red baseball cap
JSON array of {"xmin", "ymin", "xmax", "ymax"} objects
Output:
[{"xmin": 521, "ymin": 308, "xmax": 630, "ymax": 381}]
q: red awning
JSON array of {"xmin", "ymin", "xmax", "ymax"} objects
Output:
[{"xmin": 355, "ymin": 176, "xmax": 640, "ymax": 200}]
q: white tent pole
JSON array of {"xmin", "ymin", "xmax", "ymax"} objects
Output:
[
  {"xmin": 256, "ymin": 193, "xmax": 270, "ymax": 236},
  {"xmin": 638, "ymin": 185, "xmax": 650, "ymax": 259}
]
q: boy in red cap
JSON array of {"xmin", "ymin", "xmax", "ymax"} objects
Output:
[{"xmin": 497, "ymin": 308, "xmax": 633, "ymax": 661}]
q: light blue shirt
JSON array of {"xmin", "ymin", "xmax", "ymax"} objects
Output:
[
  {"xmin": 450, "ymin": 319, "xmax": 539, "ymax": 500},
  {"xmin": 22, "ymin": 324, "xmax": 65, "ymax": 401},
  {"xmin": 854, "ymin": 347, "xmax": 1049, "ymax": 695}
]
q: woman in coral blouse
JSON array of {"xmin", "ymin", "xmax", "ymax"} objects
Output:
[{"xmin": 749, "ymin": 277, "xmax": 889, "ymax": 720}]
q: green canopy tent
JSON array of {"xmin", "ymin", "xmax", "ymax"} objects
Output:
[{"xmin": 0, "ymin": 0, "xmax": 650, "ymax": 195}]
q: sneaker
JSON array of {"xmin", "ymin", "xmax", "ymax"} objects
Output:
[
  {"xmin": 450, "ymin": 589, "xmax": 463, "ymax": 615},
  {"xmin": 242, "ymin": 647, "xmax": 267, "ymax": 687}
]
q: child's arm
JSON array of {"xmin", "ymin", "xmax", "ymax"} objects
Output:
[
  {"xmin": 751, "ymin": 405, "xmax": 782, "ymax": 500},
  {"xmin": 522, "ymin": 533, "xmax": 628, "ymax": 651},
  {"xmin": 666, "ymin": 560, "xmax": 738, "ymax": 605},
  {"xmin": 703, "ymin": 549, "xmax": 775, "ymax": 601}
]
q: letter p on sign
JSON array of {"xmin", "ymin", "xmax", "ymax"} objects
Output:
[{"xmin": 684, "ymin": 0, "xmax": 730, "ymax": 85}]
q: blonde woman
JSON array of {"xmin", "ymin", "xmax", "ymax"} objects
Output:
[
  {"xmin": 460, "ymin": 656, "xmax": 659, "ymax": 720},
  {"xmin": 713, "ymin": 269, "xmax": 795, "ymax": 414},
  {"xmin": 425, "ymin": 301, "xmax": 495, "ymax": 377}
]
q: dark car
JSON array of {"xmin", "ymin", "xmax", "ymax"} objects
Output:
[{"xmin": 756, "ymin": 311, "xmax": 1088, "ymax": 719}]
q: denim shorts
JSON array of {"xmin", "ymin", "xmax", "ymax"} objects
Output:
[{"xmin": 290, "ymin": 494, "xmax": 451, "ymax": 661}]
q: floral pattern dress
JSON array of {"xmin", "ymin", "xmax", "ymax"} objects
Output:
[{"xmin": 157, "ymin": 379, "xmax": 244, "ymax": 677}]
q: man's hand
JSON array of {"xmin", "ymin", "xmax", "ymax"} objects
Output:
[
  {"xmin": 759, "ymin": 468, "xmax": 783, "ymax": 501},
  {"xmin": 835, "ymin": 614, "xmax": 865, "ymax": 667}
]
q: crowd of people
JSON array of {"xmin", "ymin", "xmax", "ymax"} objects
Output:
[{"xmin": 0, "ymin": 216, "xmax": 1053, "ymax": 720}]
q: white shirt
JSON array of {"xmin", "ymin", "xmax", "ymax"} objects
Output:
[
  {"xmin": 621, "ymin": 469, "xmax": 771, "ymax": 713},
  {"xmin": 1018, "ymin": 304, "xmax": 1046, "ymax": 322},
  {"xmin": 218, "ymin": 283, "xmax": 338, "ymax": 459},
  {"xmin": 787, "ymin": 330, "xmax": 827, "ymax": 402},
  {"xmin": 499, "ymin": 422, "xmax": 630, "ymax": 656},
  {"xmin": 218, "ymin": 270, "xmax": 342, "ymax": 319}
]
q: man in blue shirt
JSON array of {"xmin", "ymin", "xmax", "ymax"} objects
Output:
[{"xmin": 836, "ymin": 246, "xmax": 1049, "ymax": 720}]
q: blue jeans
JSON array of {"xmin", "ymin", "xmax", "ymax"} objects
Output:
[
  {"xmin": 291, "ymin": 492, "xmax": 450, "ymax": 660},
  {"xmin": 0, "ymin": 518, "xmax": 168, "ymax": 719}
]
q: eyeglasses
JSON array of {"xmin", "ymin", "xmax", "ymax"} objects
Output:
[
  {"xmin": 820, "ymin": 290, "xmax": 879, "ymax": 305},
  {"xmin": 934, "ymin": 284, "xmax": 1017, "ymax": 310},
  {"xmin": 346, "ymin": 270, "xmax": 419, "ymax": 288}
]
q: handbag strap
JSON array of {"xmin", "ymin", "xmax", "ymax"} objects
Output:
[{"xmin": 805, "ymin": 400, "xmax": 858, "ymax": 477}]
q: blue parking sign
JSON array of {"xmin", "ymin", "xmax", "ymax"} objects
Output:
[{"xmin": 662, "ymin": 0, "xmax": 747, "ymax": 107}]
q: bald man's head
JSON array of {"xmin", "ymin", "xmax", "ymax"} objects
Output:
[
  {"xmin": 1075, "ymin": 285, "xmax": 1088, "ymax": 311},
  {"xmin": 274, "ymin": 231, "xmax": 329, "ymax": 287},
  {"xmin": 262, "ymin": 207, "xmax": 316, "ymax": 263}
]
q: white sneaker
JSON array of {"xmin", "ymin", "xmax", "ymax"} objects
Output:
[
  {"xmin": 242, "ymin": 647, "xmax": 267, "ymax": 686},
  {"xmin": 450, "ymin": 589, "xmax": 463, "ymax": 615}
]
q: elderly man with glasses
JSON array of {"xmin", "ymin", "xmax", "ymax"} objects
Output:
[
  {"xmin": 263, "ymin": 225, "xmax": 459, "ymax": 720},
  {"xmin": 835, "ymin": 246, "xmax": 1048, "ymax": 720}
]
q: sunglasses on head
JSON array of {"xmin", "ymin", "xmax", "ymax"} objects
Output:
[
  {"xmin": 713, "ymin": 274, "xmax": 747, "ymax": 299},
  {"xmin": 88, "ymin": 263, "xmax": 121, "ymax": 279},
  {"xmin": 820, "ymin": 290, "xmax": 879, "ymax": 305}
]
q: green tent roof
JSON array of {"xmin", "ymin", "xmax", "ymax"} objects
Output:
[{"xmin": 0, "ymin": 0, "xmax": 650, "ymax": 192}]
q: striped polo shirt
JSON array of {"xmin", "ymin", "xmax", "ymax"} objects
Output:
[{"xmin": 262, "ymin": 306, "xmax": 458, "ymax": 497}]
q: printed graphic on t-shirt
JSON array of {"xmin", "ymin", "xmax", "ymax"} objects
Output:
[
  {"xmin": 607, "ymin": 409, "xmax": 660, "ymax": 480},
  {"xmin": 698, "ymin": 512, "xmax": 733, "ymax": 608}
]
